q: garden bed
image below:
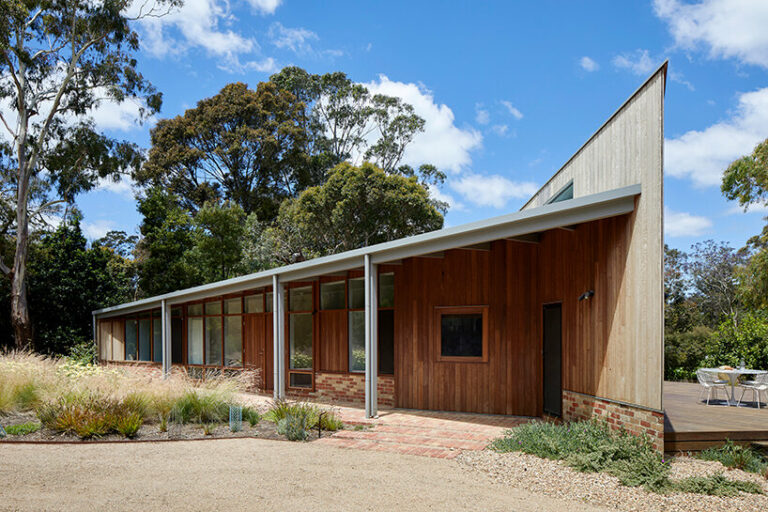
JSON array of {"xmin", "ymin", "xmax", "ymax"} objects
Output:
[
  {"xmin": 0, "ymin": 410, "xmax": 333, "ymax": 443},
  {"xmin": 0, "ymin": 352, "xmax": 342, "ymax": 444}
]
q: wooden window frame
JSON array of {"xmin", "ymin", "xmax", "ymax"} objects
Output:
[
  {"xmin": 184, "ymin": 295, "xmax": 246, "ymax": 370},
  {"xmin": 346, "ymin": 272, "xmax": 395, "ymax": 375},
  {"xmin": 286, "ymin": 282, "xmax": 316, "ymax": 390},
  {"xmin": 434, "ymin": 305, "xmax": 489, "ymax": 363}
]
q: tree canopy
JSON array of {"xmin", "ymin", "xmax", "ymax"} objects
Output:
[
  {"xmin": 260, "ymin": 162, "xmax": 444, "ymax": 264},
  {"xmin": 0, "ymin": 0, "xmax": 174, "ymax": 347},
  {"xmin": 136, "ymin": 82, "xmax": 310, "ymax": 221}
]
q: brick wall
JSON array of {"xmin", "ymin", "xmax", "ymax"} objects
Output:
[
  {"xmin": 562, "ymin": 390, "xmax": 665, "ymax": 451},
  {"xmin": 287, "ymin": 372, "xmax": 395, "ymax": 407}
]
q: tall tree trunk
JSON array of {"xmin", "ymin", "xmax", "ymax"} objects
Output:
[
  {"xmin": 11, "ymin": 163, "xmax": 32, "ymax": 349},
  {"xmin": 12, "ymin": 56, "xmax": 33, "ymax": 350}
]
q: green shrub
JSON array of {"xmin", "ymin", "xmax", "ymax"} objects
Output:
[
  {"xmin": 5, "ymin": 422, "xmax": 41, "ymax": 436},
  {"xmin": 122, "ymin": 392, "xmax": 150, "ymax": 420},
  {"xmin": 698, "ymin": 440, "xmax": 768, "ymax": 474},
  {"xmin": 277, "ymin": 414, "xmax": 310, "ymax": 441},
  {"xmin": 265, "ymin": 400, "xmax": 341, "ymax": 431},
  {"xmin": 318, "ymin": 411, "xmax": 343, "ymax": 431},
  {"xmin": 67, "ymin": 340, "xmax": 97, "ymax": 366},
  {"xmin": 290, "ymin": 353, "xmax": 313, "ymax": 370},
  {"xmin": 492, "ymin": 421, "xmax": 668, "ymax": 491},
  {"xmin": 115, "ymin": 412, "xmax": 143, "ymax": 438},
  {"xmin": 242, "ymin": 406, "xmax": 261, "ymax": 427},
  {"xmin": 674, "ymin": 473, "xmax": 763, "ymax": 496},
  {"xmin": 170, "ymin": 391, "xmax": 231, "ymax": 424},
  {"xmin": 37, "ymin": 396, "xmax": 144, "ymax": 439}
]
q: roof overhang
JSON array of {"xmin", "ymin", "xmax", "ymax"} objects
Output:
[{"xmin": 93, "ymin": 183, "xmax": 640, "ymax": 319}]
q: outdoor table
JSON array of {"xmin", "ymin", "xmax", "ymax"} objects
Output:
[{"xmin": 700, "ymin": 368, "xmax": 768, "ymax": 406}]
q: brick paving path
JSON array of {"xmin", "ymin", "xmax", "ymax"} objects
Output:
[{"xmin": 242, "ymin": 392, "xmax": 532, "ymax": 459}]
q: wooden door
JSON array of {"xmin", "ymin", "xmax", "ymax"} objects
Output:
[
  {"xmin": 245, "ymin": 314, "xmax": 270, "ymax": 390},
  {"xmin": 543, "ymin": 303, "xmax": 562, "ymax": 417}
]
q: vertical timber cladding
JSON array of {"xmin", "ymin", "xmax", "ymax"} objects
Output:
[
  {"xmin": 394, "ymin": 241, "xmax": 541, "ymax": 416},
  {"xmin": 523, "ymin": 66, "xmax": 665, "ymax": 411}
]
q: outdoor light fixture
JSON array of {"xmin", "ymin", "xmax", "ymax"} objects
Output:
[{"xmin": 578, "ymin": 290, "xmax": 595, "ymax": 301}]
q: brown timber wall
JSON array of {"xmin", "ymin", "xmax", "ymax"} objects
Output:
[{"xmin": 394, "ymin": 240, "xmax": 541, "ymax": 416}]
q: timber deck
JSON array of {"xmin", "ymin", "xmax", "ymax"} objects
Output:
[{"xmin": 664, "ymin": 380, "xmax": 768, "ymax": 452}]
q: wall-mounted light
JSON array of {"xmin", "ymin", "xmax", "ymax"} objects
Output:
[{"xmin": 578, "ymin": 290, "xmax": 594, "ymax": 301}]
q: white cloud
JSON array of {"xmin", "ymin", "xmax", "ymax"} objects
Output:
[
  {"xmin": 654, "ymin": 0, "xmax": 768, "ymax": 69},
  {"xmin": 579, "ymin": 56, "xmax": 599, "ymax": 72},
  {"xmin": 83, "ymin": 220, "xmax": 117, "ymax": 240},
  {"xmin": 428, "ymin": 184, "xmax": 465, "ymax": 212},
  {"xmin": 363, "ymin": 75, "xmax": 482, "ymax": 173},
  {"xmin": 96, "ymin": 176, "xmax": 136, "ymax": 200},
  {"xmin": 269, "ymin": 22, "xmax": 318, "ymax": 54},
  {"xmin": 613, "ymin": 49, "xmax": 656, "ymax": 75},
  {"xmin": 246, "ymin": 0, "xmax": 281, "ymax": 14},
  {"xmin": 133, "ymin": 0, "xmax": 277, "ymax": 73},
  {"xmin": 500, "ymin": 100, "xmax": 523, "ymax": 120},
  {"xmin": 88, "ymin": 95, "xmax": 154, "ymax": 132},
  {"xmin": 450, "ymin": 173, "xmax": 538, "ymax": 209},
  {"xmin": 491, "ymin": 124, "xmax": 509, "ymax": 137},
  {"xmin": 665, "ymin": 87, "xmax": 768, "ymax": 187},
  {"xmin": 475, "ymin": 103, "xmax": 490, "ymax": 125},
  {"xmin": 612, "ymin": 49, "xmax": 693, "ymax": 89},
  {"xmin": 726, "ymin": 202, "xmax": 768, "ymax": 215},
  {"xmin": 664, "ymin": 207, "xmax": 712, "ymax": 237}
]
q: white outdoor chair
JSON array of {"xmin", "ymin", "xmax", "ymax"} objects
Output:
[
  {"xmin": 737, "ymin": 372, "xmax": 768, "ymax": 409},
  {"xmin": 696, "ymin": 369, "xmax": 729, "ymax": 405}
]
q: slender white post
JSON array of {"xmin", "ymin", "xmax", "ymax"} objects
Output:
[
  {"xmin": 273, "ymin": 275, "xmax": 285, "ymax": 400},
  {"xmin": 161, "ymin": 299, "xmax": 171, "ymax": 379},
  {"xmin": 364, "ymin": 255, "xmax": 378, "ymax": 418}
]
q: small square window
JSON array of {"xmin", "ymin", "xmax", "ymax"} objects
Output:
[
  {"xmin": 436, "ymin": 306, "xmax": 488, "ymax": 362},
  {"xmin": 188, "ymin": 304, "xmax": 203, "ymax": 316},
  {"xmin": 320, "ymin": 281, "xmax": 345, "ymax": 310},
  {"xmin": 245, "ymin": 294, "xmax": 264, "ymax": 314},
  {"xmin": 289, "ymin": 372, "xmax": 312, "ymax": 388},
  {"xmin": 224, "ymin": 297, "xmax": 242, "ymax": 315},
  {"xmin": 266, "ymin": 292, "xmax": 274, "ymax": 312},
  {"xmin": 289, "ymin": 286, "xmax": 313, "ymax": 312},
  {"xmin": 205, "ymin": 301, "xmax": 222, "ymax": 315}
]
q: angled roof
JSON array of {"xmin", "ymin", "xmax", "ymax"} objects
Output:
[{"xmin": 93, "ymin": 183, "xmax": 640, "ymax": 318}]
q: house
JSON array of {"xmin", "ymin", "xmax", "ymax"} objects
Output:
[{"xmin": 93, "ymin": 63, "xmax": 666, "ymax": 449}]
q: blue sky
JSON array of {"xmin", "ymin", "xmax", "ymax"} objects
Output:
[{"xmin": 77, "ymin": 0, "xmax": 768, "ymax": 253}]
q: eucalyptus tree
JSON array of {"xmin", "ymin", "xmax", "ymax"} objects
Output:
[
  {"xmin": 136, "ymin": 81, "xmax": 310, "ymax": 221},
  {"xmin": 0, "ymin": 0, "xmax": 175, "ymax": 347}
]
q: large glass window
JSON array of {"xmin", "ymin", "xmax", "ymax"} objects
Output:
[
  {"xmin": 320, "ymin": 281, "xmax": 345, "ymax": 310},
  {"xmin": 188, "ymin": 303, "xmax": 203, "ymax": 316},
  {"xmin": 187, "ymin": 317, "xmax": 204, "ymax": 365},
  {"xmin": 125, "ymin": 318, "xmax": 138, "ymax": 360},
  {"xmin": 138, "ymin": 318, "xmax": 151, "ymax": 362},
  {"xmin": 205, "ymin": 316, "xmax": 223, "ymax": 366},
  {"xmin": 348, "ymin": 311, "xmax": 365, "ymax": 372},
  {"xmin": 224, "ymin": 316, "xmax": 242, "ymax": 366},
  {"xmin": 289, "ymin": 313, "xmax": 313, "ymax": 370},
  {"xmin": 437, "ymin": 306, "xmax": 488, "ymax": 362},
  {"xmin": 152, "ymin": 317, "xmax": 162, "ymax": 363},
  {"xmin": 289, "ymin": 286, "xmax": 313, "ymax": 312}
]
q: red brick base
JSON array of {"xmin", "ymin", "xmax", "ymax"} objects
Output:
[
  {"xmin": 287, "ymin": 372, "xmax": 395, "ymax": 407},
  {"xmin": 562, "ymin": 390, "xmax": 665, "ymax": 451}
]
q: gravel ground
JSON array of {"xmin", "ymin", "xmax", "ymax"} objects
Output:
[
  {"xmin": 457, "ymin": 450, "xmax": 768, "ymax": 512},
  {"xmin": 0, "ymin": 438, "xmax": 611, "ymax": 512}
]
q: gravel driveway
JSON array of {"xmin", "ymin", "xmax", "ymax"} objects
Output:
[{"xmin": 0, "ymin": 438, "xmax": 609, "ymax": 512}]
